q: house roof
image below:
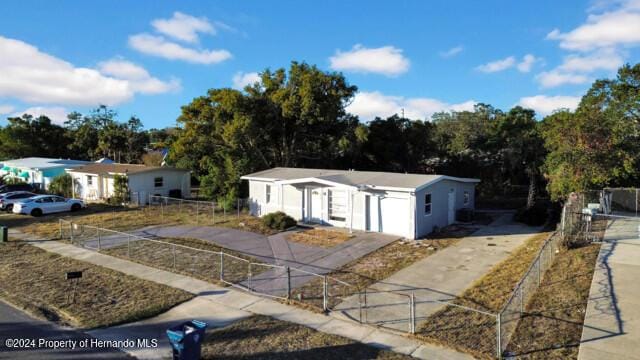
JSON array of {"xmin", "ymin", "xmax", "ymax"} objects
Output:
[
  {"xmin": 67, "ymin": 163, "xmax": 188, "ymax": 176},
  {"xmin": 1, "ymin": 157, "xmax": 88, "ymax": 170},
  {"xmin": 241, "ymin": 167, "xmax": 479, "ymax": 191}
]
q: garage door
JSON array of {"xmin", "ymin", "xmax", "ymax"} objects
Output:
[{"xmin": 380, "ymin": 196, "xmax": 410, "ymax": 237}]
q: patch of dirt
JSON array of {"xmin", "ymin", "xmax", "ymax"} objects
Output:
[{"xmin": 287, "ymin": 228, "xmax": 354, "ymax": 248}]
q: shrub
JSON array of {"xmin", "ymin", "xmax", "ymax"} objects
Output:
[
  {"xmin": 262, "ymin": 211, "xmax": 296, "ymax": 230},
  {"xmin": 49, "ymin": 174, "xmax": 72, "ymax": 198}
]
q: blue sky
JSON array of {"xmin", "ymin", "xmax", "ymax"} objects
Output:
[{"xmin": 1, "ymin": 0, "xmax": 639, "ymax": 128}]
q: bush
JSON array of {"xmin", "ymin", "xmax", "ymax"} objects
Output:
[
  {"xmin": 49, "ymin": 174, "xmax": 72, "ymax": 198},
  {"xmin": 262, "ymin": 211, "xmax": 296, "ymax": 230}
]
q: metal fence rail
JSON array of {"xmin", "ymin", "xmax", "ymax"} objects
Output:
[
  {"xmin": 59, "ymin": 219, "xmax": 357, "ymax": 313},
  {"xmin": 497, "ymin": 231, "xmax": 559, "ymax": 356}
]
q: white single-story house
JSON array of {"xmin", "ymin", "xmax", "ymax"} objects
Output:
[
  {"xmin": 0, "ymin": 157, "xmax": 89, "ymax": 190},
  {"xmin": 241, "ymin": 168, "xmax": 480, "ymax": 239},
  {"xmin": 67, "ymin": 163, "xmax": 191, "ymax": 203}
]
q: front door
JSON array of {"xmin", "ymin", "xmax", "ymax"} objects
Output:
[
  {"xmin": 447, "ymin": 189, "xmax": 456, "ymax": 225},
  {"xmin": 365, "ymin": 195, "xmax": 380, "ymax": 232},
  {"xmin": 310, "ymin": 188, "xmax": 323, "ymax": 223}
]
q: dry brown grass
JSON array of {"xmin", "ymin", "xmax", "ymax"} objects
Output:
[
  {"xmin": 8, "ymin": 203, "xmax": 271, "ymax": 240},
  {"xmin": 0, "ymin": 242, "xmax": 193, "ymax": 329},
  {"xmin": 504, "ymin": 243, "xmax": 601, "ymax": 359},
  {"xmin": 287, "ymin": 228, "xmax": 354, "ymax": 248},
  {"xmin": 416, "ymin": 231, "xmax": 553, "ymax": 359},
  {"xmin": 201, "ymin": 315, "xmax": 411, "ymax": 359},
  {"xmin": 291, "ymin": 225, "xmax": 475, "ymax": 309},
  {"xmin": 101, "ymin": 237, "xmax": 269, "ymax": 285}
]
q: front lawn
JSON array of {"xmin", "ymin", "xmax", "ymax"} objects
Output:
[
  {"xmin": 0, "ymin": 242, "xmax": 193, "ymax": 329},
  {"xmin": 287, "ymin": 228, "xmax": 354, "ymax": 248},
  {"xmin": 201, "ymin": 315, "xmax": 411, "ymax": 359}
]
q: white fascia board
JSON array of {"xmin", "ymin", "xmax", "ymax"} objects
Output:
[
  {"xmin": 275, "ymin": 177, "xmax": 358, "ymax": 190},
  {"xmin": 414, "ymin": 176, "xmax": 480, "ymax": 192},
  {"xmin": 240, "ymin": 176, "xmax": 278, "ymax": 182}
]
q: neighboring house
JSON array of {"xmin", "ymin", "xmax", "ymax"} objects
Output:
[
  {"xmin": 66, "ymin": 163, "xmax": 190, "ymax": 204},
  {"xmin": 0, "ymin": 157, "xmax": 89, "ymax": 190},
  {"xmin": 241, "ymin": 167, "xmax": 479, "ymax": 239}
]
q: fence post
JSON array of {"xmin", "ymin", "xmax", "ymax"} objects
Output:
[
  {"xmin": 248, "ymin": 262, "xmax": 252, "ymax": 291},
  {"xmin": 323, "ymin": 276, "xmax": 328, "ymax": 312},
  {"xmin": 219, "ymin": 251, "xmax": 224, "ymax": 281},
  {"xmin": 69, "ymin": 222, "xmax": 74, "ymax": 244},
  {"xmin": 173, "ymin": 244, "xmax": 177, "ymax": 270},
  {"xmin": 97, "ymin": 228, "xmax": 101, "ymax": 250},
  {"xmin": 286, "ymin": 266, "xmax": 291, "ymax": 299},
  {"xmin": 519, "ymin": 286, "xmax": 524, "ymax": 315},
  {"xmin": 636, "ymin": 188, "xmax": 638, "ymax": 217},
  {"xmin": 496, "ymin": 313, "xmax": 502, "ymax": 359},
  {"xmin": 127, "ymin": 234, "xmax": 131, "ymax": 258},
  {"xmin": 237, "ymin": 198, "xmax": 240, "ymax": 219},
  {"xmin": 537, "ymin": 258, "xmax": 541, "ymax": 285},
  {"xmin": 223, "ymin": 206, "xmax": 226, "ymax": 222},
  {"xmin": 212, "ymin": 202, "xmax": 216, "ymax": 225},
  {"xmin": 410, "ymin": 292, "xmax": 416, "ymax": 334},
  {"xmin": 196, "ymin": 201, "xmax": 199, "ymax": 225},
  {"xmin": 161, "ymin": 201, "xmax": 164, "ymax": 222},
  {"xmin": 59, "ymin": 220, "xmax": 63, "ymax": 239},
  {"xmin": 364, "ymin": 288, "xmax": 368, "ymax": 323}
]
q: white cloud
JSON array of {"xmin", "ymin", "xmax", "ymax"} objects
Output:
[
  {"xmin": 0, "ymin": 36, "xmax": 132, "ymax": 106},
  {"xmin": 129, "ymin": 33, "xmax": 232, "ymax": 65},
  {"xmin": 536, "ymin": 70, "xmax": 590, "ymax": 88},
  {"xmin": 329, "ymin": 45, "xmax": 410, "ymax": 76},
  {"xmin": 517, "ymin": 95, "xmax": 581, "ymax": 115},
  {"xmin": 557, "ymin": 49, "xmax": 624, "ymax": 73},
  {"xmin": 476, "ymin": 56, "xmax": 516, "ymax": 73},
  {"xmin": 0, "ymin": 104, "xmax": 14, "ymax": 115},
  {"xmin": 232, "ymin": 72, "xmax": 260, "ymax": 90},
  {"xmin": 98, "ymin": 59, "xmax": 181, "ymax": 94},
  {"xmin": 152, "ymin": 12, "xmax": 215, "ymax": 43},
  {"xmin": 439, "ymin": 45, "xmax": 464, "ymax": 58},
  {"xmin": 11, "ymin": 106, "xmax": 69, "ymax": 125},
  {"xmin": 0, "ymin": 36, "xmax": 177, "ymax": 107},
  {"xmin": 547, "ymin": 2, "xmax": 640, "ymax": 51},
  {"xmin": 517, "ymin": 54, "xmax": 539, "ymax": 72},
  {"xmin": 346, "ymin": 91, "xmax": 476, "ymax": 121}
]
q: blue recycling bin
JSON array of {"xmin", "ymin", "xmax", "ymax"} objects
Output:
[{"xmin": 166, "ymin": 320, "xmax": 208, "ymax": 360}]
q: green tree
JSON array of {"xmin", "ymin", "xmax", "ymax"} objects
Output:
[
  {"xmin": 48, "ymin": 174, "xmax": 73, "ymax": 198},
  {"xmin": 172, "ymin": 61, "xmax": 358, "ymax": 199},
  {"xmin": 0, "ymin": 114, "xmax": 70, "ymax": 160}
]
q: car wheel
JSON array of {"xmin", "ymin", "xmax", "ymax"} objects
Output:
[
  {"xmin": 5, "ymin": 204, "xmax": 13, "ymax": 212},
  {"xmin": 31, "ymin": 208, "xmax": 43, "ymax": 217},
  {"xmin": 71, "ymin": 203, "xmax": 81, "ymax": 212}
]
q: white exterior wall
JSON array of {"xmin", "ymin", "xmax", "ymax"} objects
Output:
[
  {"xmin": 68, "ymin": 172, "xmax": 101, "ymax": 200},
  {"xmin": 128, "ymin": 170, "xmax": 191, "ymax": 203},
  {"xmin": 414, "ymin": 179, "xmax": 476, "ymax": 238}
]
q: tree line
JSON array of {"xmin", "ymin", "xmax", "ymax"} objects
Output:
[{"xmin": 2, "ymin": 61, "xmax": 639, "ymax": 208}]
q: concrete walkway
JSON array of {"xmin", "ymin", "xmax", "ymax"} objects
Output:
[
  {"xmin": 578, "ymin": 217, "xmax": 640, "ymax": 360},
  {"xmin": 82, "ymin": 225, "xmax": 398, "ymax": 297},
  {"xmin": 25, "ymin": 238, "xmax": 472, "ymax": 360},
  {"xmin": 335, "ymin": 213, "xmax": 544, "ymax": 331}
]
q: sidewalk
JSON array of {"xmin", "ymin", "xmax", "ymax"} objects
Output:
[
  {"xmin": 25, "ymin": 238, "xmax": 472, "ymax": 360},
  {"xmin": 578, "ymin": 217, "xmax": 640, "ymax": 360}
]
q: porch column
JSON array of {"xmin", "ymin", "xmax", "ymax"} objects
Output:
[{"xmin": 349, "ymin": 189, "xmax": 354, "ymax": 234}]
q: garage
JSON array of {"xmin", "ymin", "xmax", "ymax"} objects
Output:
[{"xmin": 379, "ymin": 196, "xmax": 410, "ymax": 237}]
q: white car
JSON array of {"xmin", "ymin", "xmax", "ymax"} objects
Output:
[
  {"xmin": 13, "ymin": 195, "xmax": 86, "ymax": 217},
  {"xmin": 0, "ymin": 191, "xmax": 38, "ymax": 212}
]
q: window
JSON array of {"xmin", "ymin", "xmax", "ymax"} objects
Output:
[
  {"xmin": 328, "ymin": 190, "xmax": 347, "ymax": 222},
  {"xmin": 154, "ymin": 177, "xmax": 163, "ymax": 188},
  {"xmin": 54, "ymin": 196, "xmax": 66, "ymax": 202},
  {"xmin": 265, "ymin": 184, "xmax": 272, "ymax": 203},
  {"xmin": 464, "ymin": 191, "xmax": 470, "ymax": 205},
  {"xmin": 36, "ymin": 197, "xmax": 53, "ymax": 203},
  {"xmin": 86, "ymin": 175, "xmax": 93, "ymax": 186},
  {"xmin": 424, "ymin": 193, "xmax": 432, "ymax": 215}
]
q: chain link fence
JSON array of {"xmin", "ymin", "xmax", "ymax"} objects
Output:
[
  {"xmin": 59, "ymin": 219, "xmax": 357, "ymax": 313},
  {"xmin": 497, "ymin": 231, "xmax": 560, "ymax": 357}
]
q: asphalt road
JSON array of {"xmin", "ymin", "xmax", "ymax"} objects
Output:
[{"xmin": 0, "ymin": 300, "xmax": 131, "ymax": 359}]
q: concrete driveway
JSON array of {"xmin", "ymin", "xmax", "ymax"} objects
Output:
[
  {"xmin": 334, "ymin": 213, "xmax": 545, "ymax": 331},
  {"xmin": 81, "ymin": 225, "xmax": 399, "ymax": 297}
]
